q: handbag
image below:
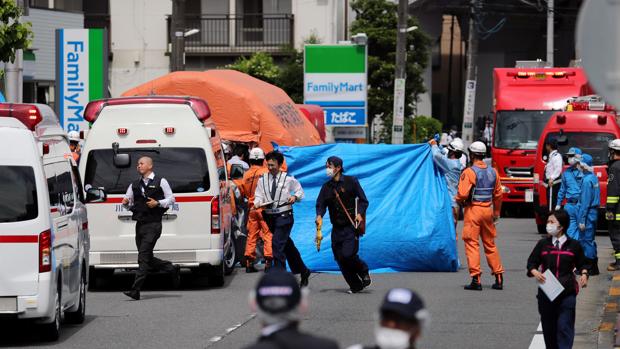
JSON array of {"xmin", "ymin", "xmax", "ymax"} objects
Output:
[{"xmin": 333, "ymin": 189, "xmax": 365, "ymax": 237}]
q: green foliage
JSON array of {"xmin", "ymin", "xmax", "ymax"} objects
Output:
[
  {"xmin": 0, "ymin": 0, "xmax": 33, "ymax": 63},
  {"xmin": 226, "ymin": 52, "xmax": 280, "ymax": 85},
  {"xmin": 404, "ymin": 115, "xmax": 442, "ymax": 143},
  {"xmin": 350, "ymin": 0, "xmax": 431, "ymax": 143},
  {"xmin": 275, "ymin": 34, "xmax": 322, "ymax": 103}
]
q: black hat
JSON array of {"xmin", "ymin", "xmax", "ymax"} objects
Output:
[
  {"xmin": 380, "ymin": 288, "xmax": 428, "ymax": 323},
  {"xmin": 255, "ymin": 270, "xmax": 301, "ymax": 314},
  {"xmin": 327, "ymin": 156, "xmax": 344, "ymax": 168},
  {"xmin": 545, "ymin": 138, "xmax": 558, "ymax": 148}
]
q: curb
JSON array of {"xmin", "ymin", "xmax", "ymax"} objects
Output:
[{"xmin": 601, "ymin": 272, "xmax": 620, "ymax": 348}]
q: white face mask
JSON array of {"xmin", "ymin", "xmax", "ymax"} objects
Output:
[
  {"xmin": 326, "ymin": 167, "xmax": 335, "ymax": 178},
  {"xmin": 375, "ymin": 326, "xmax": 411, "ymax": 349},
  {"xmin": 568, "ymin": 157, "xmax": 577, "ymax": 166},
  {"xmin": 546, "ymin": 223, "xmax": 560, "ymax": 236}
]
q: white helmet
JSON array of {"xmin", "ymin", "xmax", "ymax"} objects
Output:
[
  {"xmin": 249, "ymin": 147, "xmax": 265, "ymax": 160},
  {"xmin": 468, "ymin": 141, "xmax": 487, "ymax": 155},
  {"xmin": 447, "ymin": 138, "xmax": 465, "ymax": 152},
  {"xmin": 222, "ymin": 142, "xmax": 231, "ymax": 154},
  {"xmin": 67, "ymin": 131, "xmax": 80, "ymax": 142},
  {"xmin": 610, "ymin": 139, "xmax": 620, "ymax": 151}
]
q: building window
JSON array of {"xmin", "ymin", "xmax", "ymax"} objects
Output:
[{"xmin": 30, "ymin": 0, "xmax": 82, "ymax": 11}]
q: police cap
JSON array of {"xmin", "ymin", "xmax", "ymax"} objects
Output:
[{"xmin": 255, "ymin": 270, "xmax": 301, "ymax": 314}]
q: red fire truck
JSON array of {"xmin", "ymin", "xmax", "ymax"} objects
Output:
[
  {"xmin": 492, "ymin": 67, "xmax": 588, "ymax": 208},
  {"xmin": 533, "ymin": 95, "xmax": 619, "ymax": 233}
]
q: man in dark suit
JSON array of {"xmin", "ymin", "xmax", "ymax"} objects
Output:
[{"xmin": 244, "ymin": 270, "xmax": 339, "ymax": 349}]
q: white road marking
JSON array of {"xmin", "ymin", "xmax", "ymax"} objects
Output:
[
  {"xmin": 206, "ymin": 314, "xmax": 256, "ymax": 347},
  {"xmin": 528, "ymin": 322, "xmax": 546, "ymax": 349}
]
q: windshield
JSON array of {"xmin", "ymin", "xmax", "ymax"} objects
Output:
[
  {"xmin": 494, "ymin": 110, "xmax": 556, "ymax": 150},
  {"xmin": 544, "ymin": 132, "xmax": 615, "ymax": 166},
  {"xmin": 0, "ymin": 166, "xmax": 38, "ymax": 222},
  {"xmin": 84, "ymin": 148, "xmax": 211, "ymax": 194}
]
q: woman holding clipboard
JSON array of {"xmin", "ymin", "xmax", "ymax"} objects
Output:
[{"xmin": 527, "ymin": 209, "xmax": 590, "ymax": 349}]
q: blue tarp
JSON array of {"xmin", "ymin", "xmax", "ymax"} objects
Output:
[{"xmin": 280, "ymin": 143, "xmax": 459, "ymax": 273}]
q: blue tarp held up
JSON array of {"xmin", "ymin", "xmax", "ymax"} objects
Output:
[{"xmin": 280, "ymin": 143, "xmax": 459, "ymax": 273}]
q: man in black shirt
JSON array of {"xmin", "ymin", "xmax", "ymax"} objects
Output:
[{"xmin": 315, "ymin": 156, "xmax": 370, "ymax": 293}]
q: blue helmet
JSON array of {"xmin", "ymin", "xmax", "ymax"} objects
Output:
[
  {"xmin": 567, "ymin": 147, "xmax": 582, "ymax": 156},
  {"xmin": 580, "ymin": 153, "xmax": 593, "ymax": 167}
]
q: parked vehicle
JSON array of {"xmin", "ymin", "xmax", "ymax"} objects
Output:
[
  {"xmin": 0, "ymin": 103, "xmax": 98, "ymax": 341},
  {"xmin": 78, "ymin": 96, "xmax": 235, "ymax": 287}
]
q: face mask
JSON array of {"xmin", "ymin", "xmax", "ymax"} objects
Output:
[
  {"xmin": 326, "ymin": 168, "xmax": 335, "ymax": 178},
  {"xmin": 568, "ymin": 157, "xmax": 577, "ymax": 166},
  {"xmin": 546, "ymin": 223, "xmax": 560, "ymax": 236},
  {"xmin": 375, "ymin": 326, "xmax": 411, "ymax": 349}
]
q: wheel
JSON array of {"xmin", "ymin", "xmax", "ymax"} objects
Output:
[
  {"xmin": 40, "ymin": 287, "xmax": 62, "ymax": 341},
  {"xmin": 233, "ymin": 228, "xmax": 246, "ymax": 267},
  {"xmin": 65, "ymin": 269, "xmax": 86, "ymax": 324},
  {"xmin": 207, "ymin": 262, "xmax": 225, "ymax": 287},
  {"xmin": 537, "ymin": 223, "xmax": 547, "ymax": 235},
  {"xmin": 223, "ymin": 230, "xmax": 236, "ymax": 276}
]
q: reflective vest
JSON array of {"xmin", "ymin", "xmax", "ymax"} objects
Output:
[{"xmin": 471, "ymin": 165, "xmax": 497, "ymax": 202}]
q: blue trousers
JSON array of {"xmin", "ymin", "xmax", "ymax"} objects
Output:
[
  {"xmin": 564, "ymin": 203, "xmax": 580, "ymax": 240},
  {"xmin": 538, "ymin": 292, "xmax": 576, "ymax": 349},
  {"xmin": 331, "ymin": 225, "xmax": 369, "ymax": 291},
  {"xmin": 579, "ymin": 208, "xmax": 598, "ymax": 260},
  {"xmin": 264, "ymin": 211, "xmax": 308, "ymax": 274}
]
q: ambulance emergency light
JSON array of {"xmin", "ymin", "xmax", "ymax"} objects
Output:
[
  {"xmin": 0, "ymin": 103, "xmax": 43, "ymax": 130},
  {"xmin": 84, "ymin": 96, "xmax": 212, "ymax": 123}
]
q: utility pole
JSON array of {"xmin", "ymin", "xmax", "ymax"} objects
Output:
[
  {"xmin": 5, "ymin": 50, "xmax": 23, "ymax": 103},
  {"xmin": 546, "ymin": 0, "xmax": 554, "ymax": 66},
  {"xmin": 170, "ymin": 0, "xmax": 186, "ymax": 72},
  {"xmin": 461, "ymin": 0, "xmax": 478, "ymax": 146},
  {"xmin": 391, "ymin": 0, "xmax": 408, "ymax": 144}
]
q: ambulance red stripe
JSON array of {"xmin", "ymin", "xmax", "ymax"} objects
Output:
[{"xmin": 0, "ymin": 235, "xmax": 39, "ymax": 243}]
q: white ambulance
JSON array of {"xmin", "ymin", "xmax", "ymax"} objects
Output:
[
  {"xmin": 0, "ymin": 103, "xmax": 98, "ymax": 341},
  {"xmin": 79, "ymin": 96, "xmax": 235, "ymax": 288}
]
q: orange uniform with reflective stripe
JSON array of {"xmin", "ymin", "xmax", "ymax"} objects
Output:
[
  {"xmin": 240, "ymin": 165, "xmax": 272, "ymax": 260},
  {"xmin": 456, "ymin": 160, "xmax": 504, "ymax": 277}
]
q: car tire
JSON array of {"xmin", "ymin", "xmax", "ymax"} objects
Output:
[
  {"xmin": 40, "ymin": 287, "xmax": 62, "ymax": 341},
  {"xmin": 65, "ymin": 269, "xmax": 86, "ymax": 324},
  {"xmin": 224, "ymin": 229, "xmax": 236, "ymax": 276},
  {"xmin": 208, "ymin": 262, "xmax": 225, "ymax": 287}
]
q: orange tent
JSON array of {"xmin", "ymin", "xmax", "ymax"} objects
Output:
[{"xmin": 122, "ymin": 70, "xmax": 322, "ymax": 151}]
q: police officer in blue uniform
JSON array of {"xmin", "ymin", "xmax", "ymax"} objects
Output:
[
  {"xmin": 576, "ymin": 154, "xmax": 600, "ymax": 275},
  {"xmin": 555, "ymin": 147, "xmax": 584, "ymax": 239},
  {"xmin": 254, "ymin": 151, "xmax": 311, "ymax": 287},
  {"xmin": 244, "ymin": 270, "xmax": 340, "ymax": 349},
  {"xmin": 122, "ymin": 156, "xmax": 180, "ymax": 300},
  {"xmin": 315, "ymin": 156, "xmax": 370, "ymax": 294}
]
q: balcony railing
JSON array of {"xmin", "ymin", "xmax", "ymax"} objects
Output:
[{"xmin": 168, "ymin": 14, "xmax": 294, "ymax": 55}]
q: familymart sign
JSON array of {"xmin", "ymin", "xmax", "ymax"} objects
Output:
[
  {"xmin": 304, "ymin": 45, "xmax": 367, "ymax": 126},
  {"xmin": 55, "ymin": 28, "xmax": 108, "ymax": 133}
]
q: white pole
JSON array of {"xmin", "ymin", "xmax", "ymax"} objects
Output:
[{"xmin": 546, "ymin": 0, "xmax": 554, "ymax": 66}]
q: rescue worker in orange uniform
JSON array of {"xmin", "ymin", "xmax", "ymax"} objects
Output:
[
  {"xmin": 240, "ymin": 147, "xmax": 273, "ymax": 273},
  {"xmin": 456, "ymin": 141, "xmax": 504, "ymax": 291}
]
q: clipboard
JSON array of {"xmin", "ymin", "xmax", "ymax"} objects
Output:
[{"xmin": 538, "ymin": 269, "xmax": 565, "ymax": 301}]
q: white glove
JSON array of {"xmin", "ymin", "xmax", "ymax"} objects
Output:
[
  {"xmin": 554, "ymin": 205, "xmax": 561, "ymax": 211},
  {"xmin": 579, "ymin": 223, "xmax": 586, "ymax": 232}
]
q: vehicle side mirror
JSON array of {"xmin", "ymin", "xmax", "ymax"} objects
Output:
[
  {"xmin": 114, "ymin": 153, "xmax": 131, "ymax": 168},
  {"xmin": 229, "ymin": 164, "xmax": 245, "ymax": 180},
  {"xmin": 85, "ymin": 187, "xmax": 107, "ymax": 203}
]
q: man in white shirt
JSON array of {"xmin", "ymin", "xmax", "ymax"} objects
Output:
[
  {"xmin": 255, "ymin": 151, "xmax": 310, "ymax": 287},
  {"xmin": 228, "ymin": 146, "xmax": 250, "ymax": 170},
  {"xmin": 544, "ymin": 139, "xmax": 563, "ymax": 211},
  {"xmin": 121, "ymin": 156, "xmax": 179, "ymax": 300}
]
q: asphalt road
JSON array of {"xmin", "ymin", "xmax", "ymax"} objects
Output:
[{"xmin": 0, "ymin": 218, "xmax": 612, "ymax": 349}]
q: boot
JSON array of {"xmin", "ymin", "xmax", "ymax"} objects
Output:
[
  {"xmin": 607, "ymin": 259, "xmax": 620, "ymax": 271},
  {"xmin": 245, "ymin": 259, "xmax": 258, "ymax": 273},
  {"xmin": 492, "ymin": 274, "xmax": 503, "ymax": 290},
  {"xmin": 464, "ymin": 275, "xmax": 482, "ymax": 291},
  {"xmin": 590, "ymin": 258, "xmax": 600, "ymax": 276}
]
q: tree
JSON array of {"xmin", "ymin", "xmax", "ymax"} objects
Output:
[
  {"xmin": 0, "ymin": 0, "xmax": 33, "ymax": 64},
  {"xmin": 226, "ymin": 52, "xmax": 280, "ymax": 85},
  {"xmin": 350, "ymin": 0, "xmax": 430, "ymax": 143},
  {"xmin": 275, "ymin": 34, "xmax": 321, "ymax": 104}
]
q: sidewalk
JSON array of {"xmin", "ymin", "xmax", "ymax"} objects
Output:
[{"xmin": 574, "ymin": 244, "xmax": 615, "ymax": 348}]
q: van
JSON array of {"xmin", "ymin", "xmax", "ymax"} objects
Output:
[
  {"xmin": 0, "ymin": 103, "xmax": 98, "ymax": 340},
  {"xmin": 533, "ymin": 97, "xmax": 620, "ymax": 233},
  {"xmin": 79, "ymin": 96, "xmax": 235, "ymax": 287}
]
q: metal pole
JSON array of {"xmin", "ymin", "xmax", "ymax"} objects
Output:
[
  {"xmin": 546, "ymin": 0, "xmax": 554, "ymax": 66},
  {"xmin": 170, "ymin": 0, "xmax": 186, "ymax": 72},
  {"xmin": 391, "ymin": 0, "xmax": 408, "ymax": 144},
  {"xmin": 461, "ymin": 0, "xmax": 478, "ymax": 146},
  {"xmin": 5, "ymin": 49, "xmax": 23, "ymax": 103}
]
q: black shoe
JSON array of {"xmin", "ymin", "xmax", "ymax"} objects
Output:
[
  {"xmin": 590, "ymin": 258, "xmax": 600, "ymax": 276},
  {"xmin": 464, "ymin": 276, "xmax": 482, "ymax": 291},
  {"xmin": 347, "ymin": 287, "xmax": 363, "ymax": 294},
  {"xmin": 264, "ymin": 259, "xmax": 272, "ymax": 273},
  {"xmin": 360, "ymin": 271, "xmax": 371, "ymax": 288},
  {"xmin": 123, "ymin": 290, "xmax": 140, "ymax": 300},
  {"xmin": 171, "ymin": 265, "xmax": 181, "ymax": 288},
  {"xmin": 492, "ymin": 274, "xmax": 503, "ymax": 290},
  {"xmin": 246, "ymin": 265, "xmax": 259, "ymax": 273},
  {"xmin": 300, "ymin": 269, "xmax": 311, "ymax": 288}
]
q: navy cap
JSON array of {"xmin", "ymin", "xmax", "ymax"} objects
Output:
[
  {"xmin": 327, "ymin": 156, "xmax": 344, "ymax": 168},
  {"xmin": 255, "ymin": 271, "xmax": 301, "ymax": 314},
  {"xmin": 380, "ymin": 288, "xmax": 428, "ymax": 323}
]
